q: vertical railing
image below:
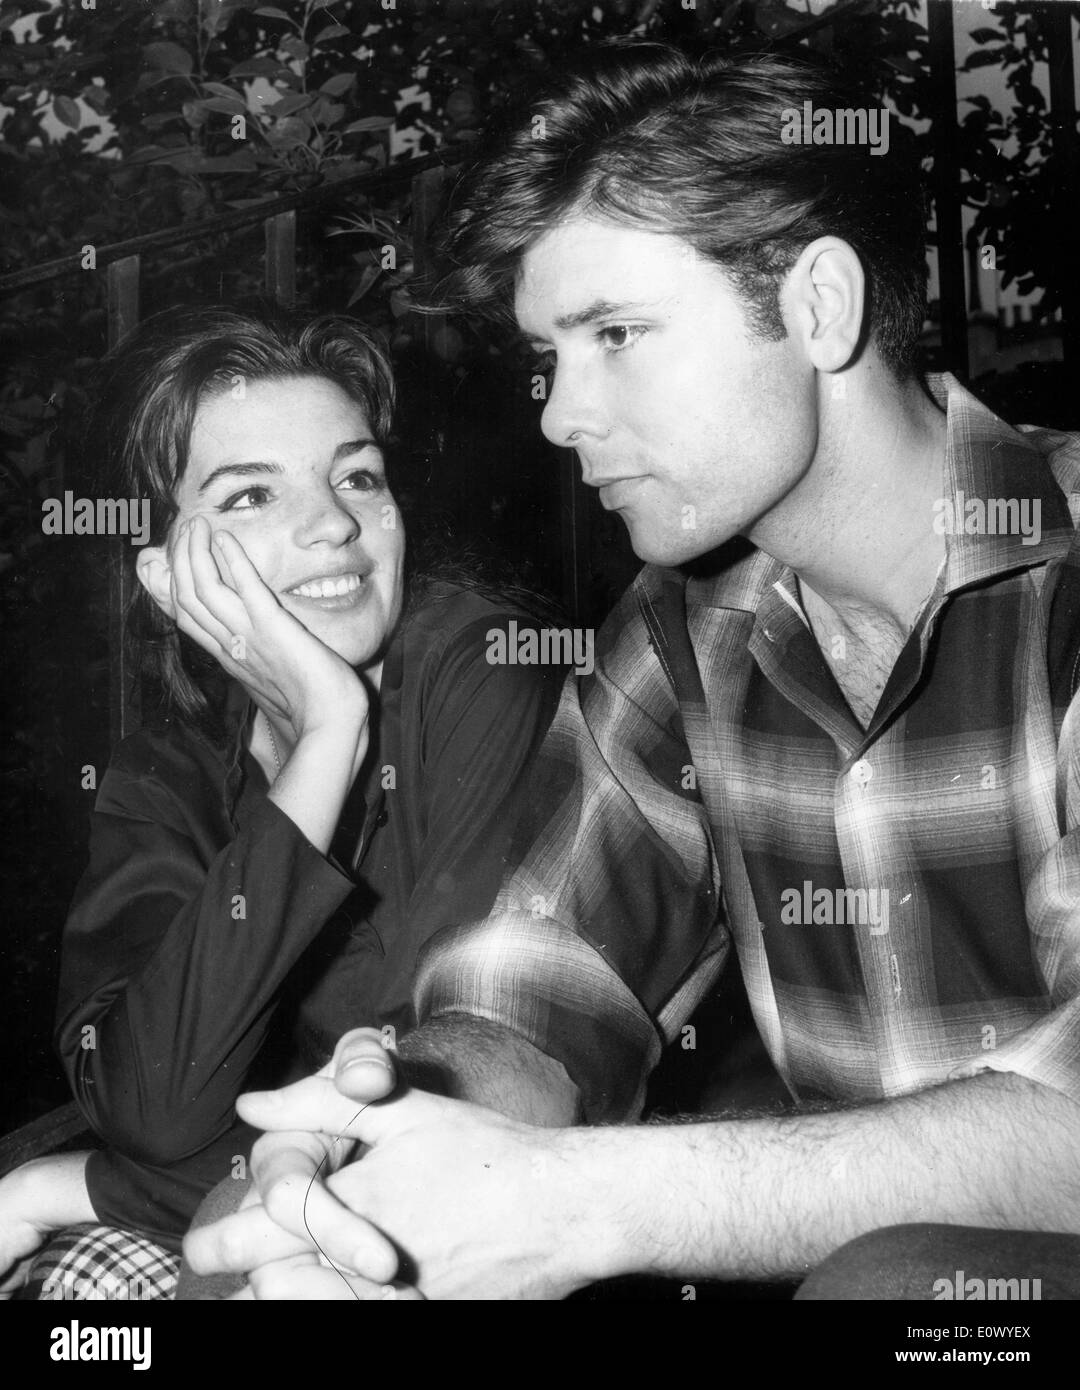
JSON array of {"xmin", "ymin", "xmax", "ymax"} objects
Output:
[
  {"xmin": 1044, "ymin": 0, "xmax": 1079, "ymax": 375},
  {"xmin": 927, "ymin": 0, "xmax": 969, "ymax": 381},
  {"xmin": 264, "ymin": 211, "xmax": 297, "ymax": 308},
  {"xmin": 410, "ymin": 165, "xmax": 448, "ymax": 357},
  {"xmin": 106, "ymin": 256, "xmax": 142, "ymax": 745}
]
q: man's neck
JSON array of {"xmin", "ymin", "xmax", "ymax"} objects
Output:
[{"xmin": 752, "ymin": 365, "xmax": 949, "ymax": 637}]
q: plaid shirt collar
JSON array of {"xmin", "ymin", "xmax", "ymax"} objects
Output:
[{"xmin": 686, "ymin": 372, "xmax": 1075, "ymax": 623}]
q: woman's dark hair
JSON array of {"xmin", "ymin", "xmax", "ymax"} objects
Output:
[
  {"xmin": 90, "ymin": 305, "xmax": 396, "ymax": 724},
  {"xmin": 430, "ymin": 42, "xmax": 928, "ymax": 375}
]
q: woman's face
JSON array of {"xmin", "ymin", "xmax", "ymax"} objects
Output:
[{"xmin": 150, "ymin": 374, "xmax": 405, "ymax": 672}]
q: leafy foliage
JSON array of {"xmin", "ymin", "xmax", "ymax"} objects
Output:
[{"xmin": 957, "ymin": 4, "xmax": 1072, "ymax": 315}]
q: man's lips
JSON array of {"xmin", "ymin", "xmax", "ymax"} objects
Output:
[{"xmin": 593, "ymin": 477, "xmax": 646, "ymax": 510}]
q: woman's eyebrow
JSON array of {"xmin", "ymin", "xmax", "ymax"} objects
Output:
[
  {"xmin": 197, "ymin": 461, "xmax": 281, "ymax": 494},
  {"xmin": 196, "ymin": 440, "xmax": 379, "ymax": 493},
  {"xmin": 333, "ymin": 438, "xmax": 379, "ymax": 461}
]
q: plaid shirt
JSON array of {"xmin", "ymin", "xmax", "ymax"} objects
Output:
[{"xmin": 416, "ymin": 375, "xmax": 1080, "ymax": 1122}]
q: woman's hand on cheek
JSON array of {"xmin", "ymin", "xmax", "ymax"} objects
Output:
[{"xmin": 170, "ymin": 516, "xmax": 369, "ymax": 747}]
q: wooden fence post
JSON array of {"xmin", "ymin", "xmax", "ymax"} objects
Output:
[
  {"xmin": 927, "ymin": 0, "xmax": 969, "ymax": 381},
  {"xmin": 106, "ymin": 255, "xmax": 142, "ymax": 743},
  {"xmin": 410, "ymin": 165, "xmax": 448, "ymax": 355},
  {"xmin": 265, "ymin": 211, "xmax": 297, "ymax": 307},
  {"xmin": 1043, "ymin": 0, "xmax": 1079, "ymax": 375}
]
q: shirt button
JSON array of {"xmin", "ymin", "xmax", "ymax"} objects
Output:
[
  {"xmin": 376, "ymin": 809, "xmax": 389, "ymax": 827},
  {"xmin": 850, "ymin": 759, "xmax": 873, "ymax": 786}
]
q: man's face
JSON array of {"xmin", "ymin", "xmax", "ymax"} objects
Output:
[{"xmin": 514, "ymin": 216, "xmax": 818, "ymax": 566}]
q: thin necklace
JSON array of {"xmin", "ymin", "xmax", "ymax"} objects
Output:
[{"xmin": 262, "ymin": 712, "xmax": 282, "ymax": 778}]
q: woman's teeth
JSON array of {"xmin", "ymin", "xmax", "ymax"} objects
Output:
[{"xmin": 291, "ymin": 573, "xmax": 362, "ymax": 599}]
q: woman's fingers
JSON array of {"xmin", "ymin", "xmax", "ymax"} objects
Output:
[
  {"xmin": 171, "ymin": 518, "xmax": 244, "ymax": 652},
  {"xmin": 212, "ymin": 529, "xmax": 282, "ymax": 625},
  {"xmin": 184, "ymin": 1196, "xmax": 313, "ymax": 1275},
  {"xmin": 243, "ymin": 1252, "xmax": 421, "ymax": 1302},
  {"xmin": 249, "ymin": 1128, "xmax": 396, "ymax": 1284},
  {"xmin": 186, "ymin": 1148, "xmax": 398, "ymax": 1286}
]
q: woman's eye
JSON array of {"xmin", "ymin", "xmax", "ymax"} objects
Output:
[
  {"xmin": 219, "ymin": 486, "xmax": 270, "ymax": 512},
  {"xmin": 598, "ymin": 324, "xmax": 646, "ymax": 353},
  {"xmin": 338, "ymin": 469, "xmax": 383, "ymax": 494}
]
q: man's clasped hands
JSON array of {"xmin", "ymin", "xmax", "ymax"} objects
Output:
[{"xmin": 184, "ymin": 1027, "xmax": 597, "ymax": 1302}]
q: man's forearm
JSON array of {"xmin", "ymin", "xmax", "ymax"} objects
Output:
[
  {"xmin": 394, "ymin": 1014, "xmax": 580, "ymax": 1127},
  {"xmin": 558, "ymin": 1071, "xmax": 1080, "ymax": 1285}
]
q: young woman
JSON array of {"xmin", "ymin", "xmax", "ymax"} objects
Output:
[{"xmin": 0, "ymin": 307, "xmax": 564, "ymax": 1298}]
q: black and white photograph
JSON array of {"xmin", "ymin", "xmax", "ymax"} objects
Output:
[{"xmin": 1, "ymin": 0, "xmax": 1078, "ymax": 1348}]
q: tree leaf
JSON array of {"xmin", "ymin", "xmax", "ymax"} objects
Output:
[
  {"xmin": 314, "ymin": 23, "xmax": 350, "ymax": 42},
  {"xmin": 125, "ymin": 144, "xmax": 174, "ymax": 165},
  {"xmin": 145, "ymin": 110, "xmax": 186, "ymax": 129},
  {"xmin": 53, "ymin": 95, "xmax": 81, "ymax": 129},
  {"xmin": 193, "ymin": 151, "xmax": 259, "ymax": 173},
  {"xmin": 344, "ymin": 116, "xmax": 394, "ymax": 133},
  {"xmin": 229, "ymin": 57, "xmax": 284, "ymax": 78},
  {"xmin": 81, "ymin": 85, "xmax": 111, "ymax": 114},
  {"xmin": 270, "ymin": 92, "xmax": 312, "ymax": 116},
  {"xmin": 202, "ymin": 95, "xmax": 246, "ymax": 114},
  {"xmin": 143, "ymin": 40, "xmax": 194, "ymax": 75},
  {"xmin": 969, "ymin": 28, "xmax": 1001, "ymax": 44},
  {"xmin": 202, "ymin": 81, "xmax": 241, "ymax": 99},
  {"xmin": 254, "ymin": 6, "xmax": 292, "ymax": 20},
  {"xmin": 963, "ymin": 49, "xmax": 1005, "ymax": 70},
  {"xmin": 347, "ymin": 265, "xmax": 381, "ymax": 306},
  {"xmin": 320, "ymin": 72, "xmax": 354, "ymax": 97}
]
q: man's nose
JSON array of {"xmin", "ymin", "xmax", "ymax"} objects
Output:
[{"xmin": 540, "ymin": 362, "xmax": 609, "ymax": 450}]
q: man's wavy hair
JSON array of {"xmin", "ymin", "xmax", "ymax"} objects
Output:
[
  {"xmin": 89, "ymin": 306, "xmax": 396, "ymax": 726},
  {"xmin": 430, "ymin": 42, "xmax": 928, "ymax": 375}
]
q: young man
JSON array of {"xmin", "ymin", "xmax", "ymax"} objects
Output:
[{"xmin": 186, "ymin": 43, "xmax": 1080, "ymax": 1300}]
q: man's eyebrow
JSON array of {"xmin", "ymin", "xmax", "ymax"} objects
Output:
[
  {"xmin": 521, "ymin": 300, "xmax": 656, "ymax": 346},
  {"xmin": 553, "ymin": 300, "xmax": 644, "ymax": 332},
  {"xmin": 196, "ymin": 440, "xmax": 377, "ymax": 494}
]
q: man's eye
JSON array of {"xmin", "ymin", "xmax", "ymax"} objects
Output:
[
  {"xmin": 219, "ymin": 486, "xmax": 270, "ymax": 512},
  {"xmin": 533, "ymin": 350, "xmax": 556, "ymax": 377},
  {"xmin": 597, "ymin": 324, "xmax": 646, "ymax": 352}
]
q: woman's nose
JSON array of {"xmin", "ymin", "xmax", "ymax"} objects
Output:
[{"xmin": 294, "ymin": 492, "xmax": 361, "ymax": 546}]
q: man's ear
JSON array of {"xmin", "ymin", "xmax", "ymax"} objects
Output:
[
  {"xmin": 782, "ymin": 236, "xmax": 865, "ymax": 374},
  {"xmin": 135, "ymin": 545, "xmax": 176, "ymax": 620}
]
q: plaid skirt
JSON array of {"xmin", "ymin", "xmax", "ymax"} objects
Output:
[{"xmin": 23, "ymin": 1223, "xmax": 179, "ymax": 1301}]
